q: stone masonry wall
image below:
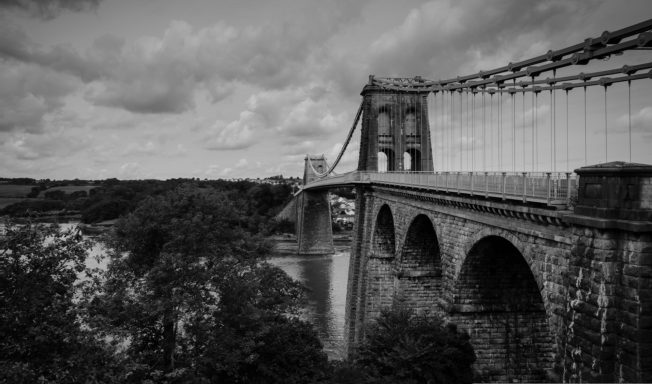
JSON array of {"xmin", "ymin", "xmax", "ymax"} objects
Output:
[
  {"xmin": 349, "ymin": 189, "xmax": 573, "ymax": 381},
  {"xmin": 346, "ymin": 186, "xmax": 652, "ymax": 382},
  {"xmin": 296, "ymin": 190, "xmax": 334, "ymax": 255}
]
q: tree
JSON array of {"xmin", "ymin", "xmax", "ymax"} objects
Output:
[
  {"xmin": 85, "ymin": 184, "xmax": 329, "ymax": 382},
  {"xmin": 0, "ymin": 220, "xmax": 120, "ymax": 383},
  {"xmin": 350, "ymin": 308, "xmax": 476, "ymax": 384}
]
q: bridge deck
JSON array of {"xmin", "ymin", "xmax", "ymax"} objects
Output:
[{"xmin": 303, "ymin": 171, "xmax": 577, "ymax": 208}]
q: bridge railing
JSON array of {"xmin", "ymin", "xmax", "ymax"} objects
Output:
[{"xmin": 363, "ymin": 171, "xmax": 578, "ymax": 208}]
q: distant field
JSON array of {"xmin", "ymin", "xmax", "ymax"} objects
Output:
[
  {"xmin": 38, "ymin": 185, "xmax": 97, "ymax": 197},
  {"xmin": 0, "ymin": 197, "xmax": 29, "ymax": 209},
  {"xmin": 0, "ymin": 185, "xmax": 36, "ymax": 198}
]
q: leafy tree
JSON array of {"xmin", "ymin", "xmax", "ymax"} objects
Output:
[
  {"xmin": 81, "ymin": 198, "xmax": 132, "ymax": 223},
  {"xmin": 349, "ymin": 308, "xmax": 476, "ymax": 384},
  {"xmin": 0, "ymin": 220, "xmax": 120, "ymax": 383},
  {"xmin": 84, "ymin": 184, "xmax": 328, "ymax": 382}
]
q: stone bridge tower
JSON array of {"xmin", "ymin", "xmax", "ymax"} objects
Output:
[
  {"xmin": 297, "ymin": 154, "xmax": 334, "ymax": 255},
  {"xmin": 358, "ymin": 76, "xmax": 434, "ymax": 173}
]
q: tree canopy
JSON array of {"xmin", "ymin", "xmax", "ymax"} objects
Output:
[
  {"xmin": 82, "ymin": 184, "xmax": 329, "ymax": 382},
  {"xmin": 0, "ymin": 221, "xmax": 121, "ymax": 383}
]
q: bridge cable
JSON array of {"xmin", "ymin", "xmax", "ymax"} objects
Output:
[
  {"xmin": 522, "ymin": 87, "xmax": 525, "ymax": 172},
  {"xmin": 566, "ymin": 89, "xmax": 569, "ymax": 171},
  {"xmin": 472, "ymin": 90, "xmax": 476, "ymax": 171},
  {"xmin": 498, "ymin": 88, "xmax": 505, "ymax": 171},
  {"xmin": 483, "ymin": 91, "xmax": 486, "ymax": 172},
  {"xmin": 604, "ymin": 84, "xmax": 608, "ymax": 162},
  {"xmin": 531, "ymin": 76, "xmax": 535, "ymax": 172},
  {"xmin": 450, "ymin": 90, "xmax": 454, "ymax": 171},
  {"xmin": 512, "ymin": 79, "xmax": 516, "ymax": 172},
  {"xmin": 490, "ymin": 92, "xmax": 494, "ymax": 171},
  {"xmin": 460, "ymin": 90, "xmax": 463, "ymax": 170},
  {"xmin": 550, "ymin": 87, "xmax": 554, "ymax": 172},
  {"xmin": 535, "ymin": 89, "xmax": 539, "ymax": 172},
  {"xmin": 306, "ymin": 99, "xmax": 363, "ymax": 178},
  {"xmin": 628, "ymin": 80, "xmax": 632, "ymax": 162},
  {"xmin": 552, "ymin": 69, "xmax": 556, "ymax": 172},
  {"xmin": 584, "ymin": 86, "xmax": 587, "ymax": 165}
]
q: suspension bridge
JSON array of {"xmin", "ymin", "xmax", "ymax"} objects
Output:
[{"xmin": 291, "ymin": 18, "xmax": 652, "ymax": 383}]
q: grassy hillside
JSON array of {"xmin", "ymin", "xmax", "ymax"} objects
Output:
[
  {"xmin": 38, "ymin": 185, "xmax": 97, "ymax": 197},
  {"xmin": 0, "ymin": 185, "xmax": 36, "ymax": 198}
]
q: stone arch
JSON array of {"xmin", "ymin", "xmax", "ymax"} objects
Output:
[
  {"xmin": 405, "ymin": 148, "xmax": 421, "ymax": 172},
  {"xmin": 402, "ymin": 151, "xmax": 412, "ymax": 171},
  {"xmin": 399, "ymin": 214, "xmax": 441, "ymax": 273},
  {"xmin": 362, "ymin": 204, "xmax": 397, "ymax": 325},
  {"xmin": 372, "ymin": 204, "xmax": 395, "ymax": 258},
  {"xmin": 379, "ymin": 148, "xmax": 395, "ymax": 172},
  {"xmin": 452, "ymin": 234, "xmax": 553, "ymax": 382},
  {"xmin": 395, "ymin": 214, "xmax": 443, "ymax": 315},
  {"xmin": 460, "ymin": 227, "xmax": 544, "ymax": 295}
]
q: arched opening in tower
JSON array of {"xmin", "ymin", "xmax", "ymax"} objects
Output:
[
  {"xmin": 406, "ymin": 148, "xmax": 421, "ymax": 172},
  {"xmin": 452, "ymin": 236, "xmax": 552, "ymax": 382},
  {"xmin": 379, "ymin": 148, "xmax": 395, "ymax": 172},
  {"xmin": 396, "ymin": 214, "xmax": 442, "ymax": 314},
  {"xmin": 403, "ymin": 151, "xmax": 412, "ymax": 171},
  {"xmin": 377, "ymin": 152, "xmax": 388, "ymax": 172}
]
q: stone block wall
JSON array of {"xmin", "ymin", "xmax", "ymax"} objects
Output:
[
  {"xmin": 296, "ymin": 190, "xmax": 334, "ymax": 255},
  {"xmin": 346, "ymin": 189, "xmax": 574, "ymax": 382},
  {"xmin": 344, "ymin": 185, "xmax": 652, "ymax": 382}
]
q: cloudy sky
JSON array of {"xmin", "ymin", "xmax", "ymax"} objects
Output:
[{"xmin": 1, "ymin": 0, "xmax": 651, "ymax": 180}]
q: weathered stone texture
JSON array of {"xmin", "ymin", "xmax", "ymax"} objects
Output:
[
  {"xmin": 344, "ymin": 186, "xmax": 652, "ymax": 383},
  {"xmin": 296, "ymin": 191, "xmax": 334, "ymax": 255}
]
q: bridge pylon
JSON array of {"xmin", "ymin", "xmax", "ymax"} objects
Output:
[
  {"xmin": 296, "ymin": 154, "xmax": 334, "ymax": 255},
  {"xmin": 358, "ymin": 75, "xmax": 434, "ymax": 173}
]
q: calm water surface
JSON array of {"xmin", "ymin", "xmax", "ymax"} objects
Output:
[{"xmin": 268, "ymin": 251, "xmax": 350, "ymax": 359}]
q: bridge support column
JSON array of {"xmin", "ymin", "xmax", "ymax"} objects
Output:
[
  {"xmin": 345, "ymin": 188, "xmax": 375, "ymax": 354},
  {"xmin": 563, "ymin": 162, "xmax": 652, "ymax": 383},
  {"xmin": 296, "ymin": 190, "xmax": 334, "ymax": 255}
]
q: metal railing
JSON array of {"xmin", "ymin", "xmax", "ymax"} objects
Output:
[
  {"xmin": 364, "ymin": 171, "xmax": 577, "ymax": 207},
  {"xmin": 303, "ymin": 170, "xmax": 578, "ymax": 208}
]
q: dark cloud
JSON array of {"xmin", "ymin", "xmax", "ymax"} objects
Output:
[
  {"xmin": 369, "ymin": 0, "xmax": 600, "ymax": 79},
  {"xmin": 0, "ymin": 0, "xmax": 102, "ymax": 20}
]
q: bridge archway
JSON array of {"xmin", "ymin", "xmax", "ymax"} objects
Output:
[
  {"xmin": 452, "ymin": 235, "xmax": 552, "ymax": 382},
  {"xmin": 379, "ymin": 148, "xmax": 395, "ymax": 172},
  {"xmin": 372, "ymin": 205, "xmax": 395, "ymax": 258},
  {"xmin": 362, "ymin": 204, "xmax": 397, "ymax": 326},
  {"xmin": 403, "ymin": 151, "xmax": 412, "ymax": 171},
  {"xmin": 405, "ymin": 148, "xmax": 421, "ymax": 172},
  {"xmin": 396, "ymin": 214, "xmax": 442, "ymax": 314}
]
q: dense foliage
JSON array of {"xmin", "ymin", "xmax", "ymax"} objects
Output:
[
  {"xmin": 347, "ymin": 308, "xmax": 476, "ymax": 384},
  {"xmin": 0, "ymin": 221, "xmax": 121, "ymax": 383},
  {"xmin": 1, "ymin": 182, "xmax": 476, "ymax": 383},
  {"xmin": 1, "ymin": 178, "xmax": 295, "ymax": 229},
  {"xmin": 81, "ymin": 185, "xmax": 329, "ymax": 382}
]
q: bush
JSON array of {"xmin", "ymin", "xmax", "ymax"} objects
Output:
[
  {"xmin": 1, "ymin": 199, "xmax": 65, "ymax": 216},
  {"xmin": 81, "ymin": 198, "xmax": 131, "ymax": 223},
  {"xmin": 351, "ymin": 308, "xmax": 476, "ymax": 384}
]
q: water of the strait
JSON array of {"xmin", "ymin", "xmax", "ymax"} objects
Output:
[{"xmin": 268, "ymin": 251, "xmax": 350, "ymax": 360}]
